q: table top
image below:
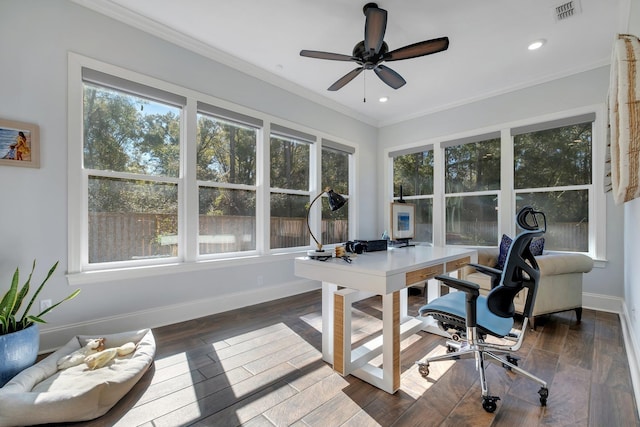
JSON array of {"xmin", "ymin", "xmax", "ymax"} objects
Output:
[{"xmin": 294, "ymin": 245, "xmax": 477, "ymax": 294}]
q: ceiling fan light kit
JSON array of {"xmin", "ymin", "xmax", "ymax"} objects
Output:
[{"xmin": 300, "ymin": 2, "xmax": 449, "ymax": 91}]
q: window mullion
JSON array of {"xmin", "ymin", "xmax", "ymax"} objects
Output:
[
  {"xmin": 197, "ymin": 181, "xmax": 256, "ymax": 191},
  {"xmin": 183, "ymin": 98, "xmax": 198, "ymax": 262},
  {"xmin": 257, "ymin": 124, "xmax": 269, "ymax": 253},
  {"xmin": 308, "ymin": 140, "xmax": 321, "ymax": 249},
  {"xmin": 433, "ymin": 143, "xmax": 445, "ymax": 246},
  {"xmin": 500, "ymin": 128, "xmax": 514, "ymax": 239},
  {"xmin": 85, "ymin": 169, "xmax": 180, "ymax": 185}
]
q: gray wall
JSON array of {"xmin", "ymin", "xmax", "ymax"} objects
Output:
[
  {"xmin": 0, "ymin": 0, "xmax": 377, "ymax": 350},
  {"xmin": 624, "ymin": 0, "xmax": 640, "ymax": 373}
]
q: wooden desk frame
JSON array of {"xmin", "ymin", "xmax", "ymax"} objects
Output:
[{"xmin": 295, "ymin": 245, "xmax": 476, "ymax": 394}]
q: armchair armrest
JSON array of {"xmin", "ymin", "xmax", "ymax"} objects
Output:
[{"xmin": 535, "ymin": 253, "xmax": 593, "ymax": 276}]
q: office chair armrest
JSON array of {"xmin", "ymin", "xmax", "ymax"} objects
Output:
[
  {"xmin": 435, "ymin": 274, "xmax": 480, "ymax": 297},
  {"xmin": 435, "ymin": 274, "xmax": 480, "ymax": 328},
  {"xmin": 467, "ymin": 263, "xmax": 502, "ymax": 289}
]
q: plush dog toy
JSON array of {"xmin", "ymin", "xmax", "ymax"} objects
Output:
[
  {"xmin": 57, "ymin": 338, "xmax": 105, "ymax": 370},
  {"xmin": 84, "ymin": 341, "xmax": 137, "ymax": 370}
]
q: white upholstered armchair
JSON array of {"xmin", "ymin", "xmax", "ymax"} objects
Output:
[{"xmin": 460, "ymin": 247, "xmax": 594, "ymax": 328}]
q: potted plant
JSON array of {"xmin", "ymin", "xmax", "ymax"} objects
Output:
[{"xmin": 0, "ymin": 260, "xmax": 80, "ymax": 387}]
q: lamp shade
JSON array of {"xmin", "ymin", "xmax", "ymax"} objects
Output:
[{"xmin": 327, "ymin": 189, "xmax": 347, "ymax": 211}]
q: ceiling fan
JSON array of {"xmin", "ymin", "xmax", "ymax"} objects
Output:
[{"xmin": 300, "ymin": 2, "xmax": 449, "ymax": 91}]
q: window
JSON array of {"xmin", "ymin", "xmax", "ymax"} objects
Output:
[
  {"xmin": 197, "ymin": 103, "xmax": 259, "ymax": 255},
  {"xmin": 69, "ymin": 55, "xmax": 357, "ymax": 277},
  {"xmin": 513, "ymin": 115, "xmax": 593, "ymax": 251},
  {"xmin": 82, "ymin": 71, "xmax": 184, "ymax": 265},
  {"xmin": 444, "ymin": 135, "xmax": 501, "ymax": 246},
  {"xmin": 385, "ymin": 109, "xmax": 603, "ymax": 258},
  {"xmin": 269, "ymin": 126, "xmax": 313, "ymax": 250},
  {"xmin": 321, "ymin": 139, "xmax": 353, "ymax": 245},
  {"xmin": 391, "ymin": 146, "xmax": 434, "ymax": 243}
]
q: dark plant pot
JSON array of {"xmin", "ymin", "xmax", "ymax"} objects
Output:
[{"xmin": 0, "ymin": 324, "xmax": 39, "ymax": 388}]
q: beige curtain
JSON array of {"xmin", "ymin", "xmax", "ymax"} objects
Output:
[{"xmin": 608, "ymin": 34, "xmax": 640, "ymax": 204}]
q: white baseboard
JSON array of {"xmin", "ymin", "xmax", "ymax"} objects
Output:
[
  {"xmin": 621, "ymin": 303, "xmax": 640, "ymax": 415},
  {"xmin": 582, "ymin": 291, "xmax": 624, "ymax": 313},
  {"xmin": 39, "ymin": 279, "xmax": 320, "ymax": 353}
]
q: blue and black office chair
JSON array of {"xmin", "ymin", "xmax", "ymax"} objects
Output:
[{"xmin": 416, "ymin": 206, "xmax": 549, "ymax": 413}]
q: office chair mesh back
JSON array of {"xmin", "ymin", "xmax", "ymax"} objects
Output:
[{"xmin": 486, "ymin": 229, "xmax": 541, "ymax": 319}]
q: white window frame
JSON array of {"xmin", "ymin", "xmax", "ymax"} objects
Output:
[
  {"xmin": 195, "ymin": 105, "xmax": 261, "ymax": 258},
  {"xmin": 68, "ymin": 53, "xmax": 358, "ymax": 284},
  {"xmin": 268, "ymin": 125, "xmax": 315, "ymax": 253},
  {"xmin": 385, "ymin": 104, "xmax": 607, "ymax": 262},
  {"xmin": 320, "ymin": 138, "xmax": 355, "ymax": 246},
  {"xmin": 441, "ymin": 133, "xmax": 501, "ymax": 247},
  {"xmin": 389, "ymin": 144, "xmax": 435, "ymax": 244}
]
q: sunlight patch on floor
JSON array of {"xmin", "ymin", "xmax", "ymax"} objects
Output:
[{"xmin": 404, "ymin": 344, "xmax": 457, "ymax": 398}]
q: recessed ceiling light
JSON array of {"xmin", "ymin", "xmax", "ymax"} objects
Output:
[
  {"xmin": 379, "ymin": 96, "xmax": 389, "ymax": 103},
  {"xmin": 528, "ymin": 39, "xmax": 546, "ymax": 50}
]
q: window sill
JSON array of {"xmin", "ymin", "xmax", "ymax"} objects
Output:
[{"xmin": 66, "ymin": 251, "xmax": 306, "ymax": 286}]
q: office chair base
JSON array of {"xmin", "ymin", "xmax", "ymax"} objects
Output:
[{"xmin": 416, "ymin": 347, "xmax": 549, "ymax": 412}]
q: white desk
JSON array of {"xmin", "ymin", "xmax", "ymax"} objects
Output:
[{"xmin": 294, "ymin": 245, "xmax": 476, "ymax": 394}]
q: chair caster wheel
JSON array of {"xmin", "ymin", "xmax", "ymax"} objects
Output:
[
  {"xmin": 417, "ymin": 363, "xmax": 430, "ymax": 377},
  {"xmin": 538, "ymin": 387, "xmax": 549, "ymax": 406},
  {"xmin": 482, "ymin": 396, "xmax": 500, "ymax": 413},
  {"xmin": 506, "ymin": 355, "xmax": 519, "ymax": 366}
]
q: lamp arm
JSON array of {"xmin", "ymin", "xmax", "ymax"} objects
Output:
[{"xmin": 306, "ymin": 188, "xmax": 330, "ymax": 251}]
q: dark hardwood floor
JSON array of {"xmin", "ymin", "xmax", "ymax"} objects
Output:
[{"xmin": 53, "ymin": 290, "xmax": 638, "ymax": 427}]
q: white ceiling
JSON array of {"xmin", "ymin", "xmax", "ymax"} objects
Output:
[{"xmin": 78, "ymin": 0, "xmax": 627, "ymax": 126}]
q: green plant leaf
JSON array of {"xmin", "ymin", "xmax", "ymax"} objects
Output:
[
  {"xmin": 26, "ymin": 315, "xmax": 45, "ymax": 324},
  {"xmin": 0, "ymin": 268, "xmax": 19, "ymax": 326},
  {"xmin": 1, "ymin": 260, "xmax": 80, "ymax": 335},
  {"xmin": 11, "ymin": 262, "xmax": 34, "ymax": 318},
  {"xmin": 20, "ymin": 261, "xmax": 58, "ymax": 325},
  {"xmin": 34, "ymin": 288, "xmax": 81, "ymax": 320}
]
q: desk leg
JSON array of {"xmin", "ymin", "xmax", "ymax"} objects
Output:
[
  {"xmin": 322, "ymin": 282, "xmax": 337, "ymax": 364},
  {"xmin": 333, "ymin": 291, "xmax": 350, "ymax": 375},
  {"xmin": 382, "ymin": 290, "xmax": 401, "ymax": 393}
]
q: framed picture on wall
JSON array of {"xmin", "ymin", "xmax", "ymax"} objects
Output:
[
  {"xmin": 390, "ymin": 202, "xmax": 415, "ymax": 240},
  {"xmin": 0, "ymin": 119, "xmax": 40, "ymax": 168}
]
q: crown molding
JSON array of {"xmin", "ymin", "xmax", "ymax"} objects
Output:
[{"xmin": 71, "ymin": 0, "xmax": 378, "ymax": 127}]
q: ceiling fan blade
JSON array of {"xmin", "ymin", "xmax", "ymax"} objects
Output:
[
  {"xmin": 374, "ymin": 65, "xmax": 406, "ymax": 89},
  {"xmin": 300, "ymin": 50, "xmax": 356, "ymax": 61},
  {"xmin": 328, "ymin": 67, "xmax": 364, "ymax": 91},
  {"xmin": 364, "ymin": 6, "xmax": 387, "ymax": 54},
  {"xmin": 384, "ymin": 37, "xmax": 449, "ymax": 61}
]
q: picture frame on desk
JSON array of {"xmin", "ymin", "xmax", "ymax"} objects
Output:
[
  {"xmin": 390, "ymin": 202, "xmax": 415, "ymax": 240},
  {"xmin": 0, "ymin": 118, "xmax": 40, "ymax": 168}
]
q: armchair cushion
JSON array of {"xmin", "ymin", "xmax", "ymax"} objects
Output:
[{"xmin": 497, "ymin": 234, "xmax": 545, "ymax": 269}]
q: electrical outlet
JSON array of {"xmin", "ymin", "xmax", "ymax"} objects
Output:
[{"xmin": 40, "ymin": 299, "xmax": 52, "ymax": 311}]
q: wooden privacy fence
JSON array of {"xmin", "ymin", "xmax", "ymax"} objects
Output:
[
  {"xmin": 446, "ymin": 220, "xmax": 588, "ymax": 251},
  {"xmin": 89, "ymin": 214, "xmax": 587, "ymax": 263},
  {"xmin": 88, "ymin": 213, "xmax": 349, "ymax": 262}
]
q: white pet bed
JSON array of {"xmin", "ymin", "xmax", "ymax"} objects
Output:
[{"xmin": 0, "ymin": 328, "xmax": 155, "ymax": 427}]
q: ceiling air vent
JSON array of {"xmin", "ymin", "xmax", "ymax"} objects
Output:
[{"xmin": 554, "ymin": 0, "xmax": 582, "ymax": 21}]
